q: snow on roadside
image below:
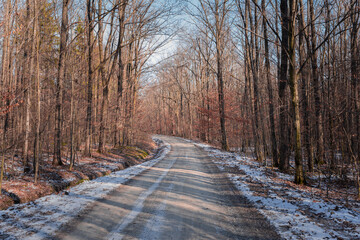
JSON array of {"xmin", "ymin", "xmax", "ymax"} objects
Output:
[
  {"xmin": 0, "ymin": 138, "xmax": 170, "ymax": 240},
  {"xmin": 191, "ymin": 141, "xmax": 360, "ymax": 240}
]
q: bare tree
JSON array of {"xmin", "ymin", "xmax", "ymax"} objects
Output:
[
  {"xmin": 262, "ymin": 0, "xmax": 278, "ymax": 167},
  {"xmin": 288, "ymin": 0, "xmax": 305, "ymax": 184},
  {"xmin": 278, "ymin": 0, "xmax": 290, "ymax": 171},
  {"xmin": 84, "ymin": 0, "xmax": 94, "ymax": 156},
  {"xmin": 54, "ymin": 0, "xmax": 70, "ymax": 166},
  {"xmin": 193, "ymin": 0, "xmax": 231, "ymax": 151}
]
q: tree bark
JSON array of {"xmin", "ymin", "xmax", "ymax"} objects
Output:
[
  {"xmin": 262, "ymin": 0, "xmax": 278, "ymax": 165},
  {"xmin": 85, "ymin": 0, "xmax": 94, "ymax": 156},
  {"xmin": 248, "ymin": 0, "xmax": 264, "ymax": 161},
  {"xmin": 215, "ymin": 0, "xmax": 229, "ymax": 151},
  {"xmin": 298, "ymin": 0, "xmax": 314, "ymax": 172},
  {"xmin": 54, "ymin": 0, "xmax": 70, "ymax": 165},
  {"xmin": 98, "ymin": 0, "xmax": 106, "ymax": 153},
  {"xmin": 289, "ymin": 0, "xmax": 305, "ymax": 184},
  {"xmin": 309, "ymin": 0, "xmax": 324, "ymax": 165},
  {"xmin": 34, "ymin": 0, "xmax": 41, "ymax": 182},
  {"xmin": 22, "ymin": 0, "xmax": 32, "ymax": 173},
  {"xmin": 279, "ymin": 0, "xmax": 290, "ymax": 171},
  {"xmin": 69, "ymin": 77, "xmax": 75, "ymax": 170},
  {"xmin": 0, "ymin": 0, "xmax": 12, "ymax": 192},
  {"xmin": 350, "ymin": 0, "xmax": 360, "ymax": 198},
  {"xmin": 115, "ymin": 0, "xmax": 127, "ymax": 147}
]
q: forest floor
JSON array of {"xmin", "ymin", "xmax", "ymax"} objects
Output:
[
  {"xmin": 0, "ymin": 140, "xmax": 157, "ymax": 210},
  {"xmin": 1, "ymin": 136, "xmax": 359, "ymax": 240},
  {"xmin": 188, "ymin": 138, "xmax": 360, "ymax": 240},
  {"xmin": 0, "ymin": 137, "xmax": 170, "ymax": 240}
]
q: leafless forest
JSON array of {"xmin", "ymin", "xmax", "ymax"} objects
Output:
[{"xmin": 0, "ymin": 0, "xmax": 359, "ymax": 200}]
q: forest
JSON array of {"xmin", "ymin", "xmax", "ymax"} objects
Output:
[
  {"xmin": 143, "ymin": 0, "xmax": 360, "ymax": 194},
  {"xmin": 0, "ymin": 0, "xmax": 359, "ymax": 204},
  {"xmin": 0, "ymin": 0, "xmax": 178, "ymax": 199}
]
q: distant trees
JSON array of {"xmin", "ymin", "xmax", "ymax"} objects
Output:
[
  {"xmin": 143, "ymin": 0, "xmax": 360, "ymax": 192},
  {"xmin": 189, "ymin": 0, "xmax": 232, "ymax": 151}
]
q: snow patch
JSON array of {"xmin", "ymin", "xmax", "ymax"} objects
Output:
[
  {"xmin": 191, "ymin": 140, "xmax": 360, "ymax": 240},
  {"xmin": 0, "ymin": 138, "xmax": 170, "ymax": 240}
]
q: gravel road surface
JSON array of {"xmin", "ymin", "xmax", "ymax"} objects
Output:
[{"xmin": 56, "ymin": 136, "xmax": 280, "ymax": 240}]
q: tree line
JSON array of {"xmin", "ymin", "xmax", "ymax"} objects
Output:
[
  {"xmin": 0, "ymin": 0, "xmax": 176, "ymax": 191},
  {"xmin": 143, "ymin": 0, "xmax": 360, "ymax": 195}
]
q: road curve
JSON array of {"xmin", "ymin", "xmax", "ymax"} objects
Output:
[{"xmin": 56, "ymin": 136, "xmax": 280, "ymax": 240}]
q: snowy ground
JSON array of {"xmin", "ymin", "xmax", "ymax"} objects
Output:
[
  {"xmin": 1, "ymin": 136, "xmax": 359, "ymax": 240},
  {"xmin": 189, "ymin": 139, "xmax": 360, "ymax": 240},
  {"xmin": 0, "ymin": 138, "xmax": 170, "ymax": 240}
]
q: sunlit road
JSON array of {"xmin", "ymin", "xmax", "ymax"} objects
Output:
[{"xmin": 56, "ymin": 136, "xmax": 280, "ymax": 240}]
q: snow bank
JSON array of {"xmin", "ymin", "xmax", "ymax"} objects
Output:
[
  {"xmin": 0, "ymin": 138, "xmax": 170, "ymax": 240},
  {"xmin": 192, "ymin": 141, "xmax": 360, "ymax": 240}
]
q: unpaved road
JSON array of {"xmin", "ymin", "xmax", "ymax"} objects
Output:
[{"xmin": 56, "ymin": 136, "xmax": 280, "ymax": 240}]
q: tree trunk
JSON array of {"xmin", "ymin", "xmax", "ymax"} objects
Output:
[
  {"xmin": 69, "ymin": 77, "xmax": 75, "ymax": 170},
  {"xmin": 262, "ymin": 0, "xmax": 278, "ymax": 166},
  {"xmin": 289, "ymin": 0, "xmax": 305, "ymax": 184},
  {"xmin": 279, "ymin": 0, "xmax": 290, "ymax": 171},
  {"xmin": 54, "ymin": 0, "xmax": 70, "ymax": 165},
  {"xmin": 249, "ymin": 0, "xmax": 264, "ymax": 161},
  {"xmin": 98, "ymin": 0, "xmax": 106, "ymax": 153},
  {"xmin": 0, "ymin": 123, "xmax": 5, "ymax": 194},
  {"xmin": 0, "ymin": 0, "xmax": 12, "ymax": 192},
  {"xmin": 298, "ymin": 0, "xmax": 314, "ymax": 172},
  {"xmin": 34, "ymin": 0, "xmax": 41, "ymax": 182},
  {"xmin": 350, "ymin": 0, "xmax": 360, "ymax": 198},
  {"xmin": 115, "ymin": 0, "xmax": 127, "ymax": 147},
  {"xmin": 309, "ymin": 0, "xmax": 324, "ymax": 165},
  {"xmin": 22, "ymin": 0, "xmax": 31, "ymax": 173},
  {"xmin": 85, "ymin": 0, "xmax": 94, "ymax": 156},
  {"xmin": 215, "ymin": 1, "xmax": 229, "ymax": 151}
]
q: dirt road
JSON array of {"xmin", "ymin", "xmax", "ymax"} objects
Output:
[{"xmin": 56, "ymin": 136, "xmax": 280, "ymax": 240}]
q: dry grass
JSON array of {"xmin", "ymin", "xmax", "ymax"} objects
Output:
[{"xmin": 0, "ymin": 141, "xmax": 156, "ymax": 210}]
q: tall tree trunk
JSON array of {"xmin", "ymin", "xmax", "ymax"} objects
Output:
[
  {"xmin": 34, "ymin": 0, "xmax": 41, "ymax": 182},
  {"xmin": 98, "ymin": 0, "xmax": 106, "ymax": 153},
  {"xmin": 123, "ymin": 37, "xmax": 133, "ymax": 146},
  {"xmin": 298, "ymin": 0, "xmax": 314, "ymax": 172},
  {"xmin": 249, "ymin": 0, "xmax": 264, "ymax": 161},
  {"xmin": 0, "ymin": 0, "xmax": 12, "ymax": 193},
  {"xmin": 98, "ymin": 0, "xmax": 117, "ymax": 153},
  {"xmin": 325, "ymin": 0, "xmax": 335, "ymax": 170},
  {"xmin": 279, "ymin": 0, "xmax": 290, "ymax": 171},
  {"xmin": 350, "ymin": 0, "xmax": 360, "ymax": 198},
  {"xmin": 69, "ymin": 76, "xmax": 75, "ymax": 170},
  {"xmin": 217, "ymin": 40, "xmax": 228, "ymax": 151},
  {"xmin": 262, "ymin": 0, "xmax": 278, "ymax": 165},
  {"xmin": 22, "ymin": 0, "xmax": 32, "ymax": 173},
  {"xmin": 242, "ymin": 0, "xmax": 252, "ymax": 153},
  {"xmin": 1, "ymin": 0, "xmax": 11, "ymax": 88},
  {"xmin": 0, "ymin": 119, "xmax": 6, "ymax": 194},
  {"xmin": 54, "ymin": 0, "xmax": 70, "ymax": 165},
  {"xmin": 115, "ymin": 0, "xmax": 127, "ymax": 147},
  {"xmin": 289, "ymin": 0, "xmax": 305, "ymax": 184},
  {"xmin": 85, "ymin": 0, "xmax": 94, "ymax": 156},
  {"xmin": 309, "ymin": 0, "xmax": 324, "ymax": 165},
  {"xmin": 215, "ymin": 0, "xmax": 229, "ymax": 151},
  {"xmin": 25, "ymin": 0, "xmax": 38, "ymax": 173}
]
